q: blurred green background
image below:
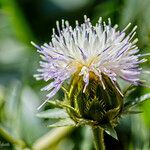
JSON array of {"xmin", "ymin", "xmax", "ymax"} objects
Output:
[{"xmin": 0, "ymin": 0, "xmax": 150, "ymax": 149}]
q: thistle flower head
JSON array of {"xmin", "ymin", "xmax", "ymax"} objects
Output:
[{"xmin": 32, "ymin": 16, "xmax": 145, "ymax": 106}]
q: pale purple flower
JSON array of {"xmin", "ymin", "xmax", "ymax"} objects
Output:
[{"xmin": 32, "ymin": 16, "xmax": 146, "ymax": 108}]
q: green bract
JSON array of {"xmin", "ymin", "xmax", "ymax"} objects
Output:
[
  {"xmin": 37, "ymin": 75, "xmax": 150, "ymax": 139},
  {"xmin": 67, "ymin": 72, "xmax": 123, "ymax": 129}
]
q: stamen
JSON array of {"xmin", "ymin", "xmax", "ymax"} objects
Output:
[
  {"xmin": 139, "ymin": 53, "xmax": 150, "ymax": 57},
  {"xmin": 31, "ymin": 41, "xmax": 44, "ymax": 51},
  {"xmin": 122, "ymin": 23, "xmax": 131, "ymax": 32}
]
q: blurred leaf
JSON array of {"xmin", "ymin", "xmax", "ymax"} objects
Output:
[
  {"xmin": 1, "ymin": 0, "xmax": 34, "ymax": 44},
  {"xmin": 37, "ymin": 108, "xmax": 69, "ymax": 119},
  {"xmin": 57, "ymin": 138, "xmax": 74, "ymax": 150},
  {"xmin": 0, "ymin": 85, "xmax": 5, "ymax": 121},
  {"xmin": 4, "ymin": 80, "xmax": 22, "ymax": 139},
  {"xmin": 0, "ymin": 81, "xmax": 28, "ymax": 149},
  {"xmin": 141, "ymin": 100, "xmax": 150, "ymax": 126},
  {"xmin": 124, "ymin": 93, "xmax": 150, "ymax": 110},
  {"xmin": 120, "ymin": 0, "xmax": 150, "ymax": 45},
  {"xmin": 48, "ymin": 118, "xmax": 75, "ymax": 127},
  {"xmin": 123, "ymin": 85, "xmax": 136, "ymax": 97},
  {"xmin": 122, "ymin": 110, "xmax": 143, "ymax": 115},
  {"xmin": 130, "ymin": 115, "xmax": 150, "ymax": 149},
  {"xmin": 49, "ymin": 0, "xmax": 94, "ymax": 11},
  {"xmin": 120, "ymin": 0, "xmax": 139, "ymax": 26},
  {"xmin": 80, "ymin": 126, "xmax": 93, "ymax": 150},
  {"xmin": 32, "ymin": 127, "xmax": 74, "ymax": 150},
  {"xmin": 93, "ymin": 1, "xmax": 117, "ymax": 23},
  {"xmin": 20, "ymin": 86, "xmax": 48, "ymax": 146},
  {"xmin": 0, "ymin": 35, "xmax": 27, "ymax": 65}
]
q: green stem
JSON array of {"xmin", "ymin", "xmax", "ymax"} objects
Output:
[
  {"xmin": 92, "ymin": 127, "xmax": 105, "ymax": 150},
  {"xmin": 0, "ymin": 126, "xmax": 25, "ymax": 148}
]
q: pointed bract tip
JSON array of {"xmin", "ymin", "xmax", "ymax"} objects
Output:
[{"xmin": 37, "ymin": 99, "xmax": 49, "ymax": 110}]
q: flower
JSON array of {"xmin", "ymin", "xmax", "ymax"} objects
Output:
[{"xmin": 32, "ymin": 16, "xmax": 146, "ymax": 108}]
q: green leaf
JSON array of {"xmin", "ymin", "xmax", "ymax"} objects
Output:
[
  {"xmin": 1, "ymin": 0, "xmax": 34, "ymax": 43},
  {"xmin": 123, "ymin": 85, "xmax": 136, "ymax": 97},
  {"xmin": 48, "ymin": 100, "xmax": 60, "ymax": 107},
  {"xmin": 105, "ymin": 126, "xmax": 118, "ymax": 140},
  {"xmin": 124, "ymin": 93, "xmax": 150, "ymax": 110},
  {"xmin": 48, "ymin": 118, "xmax": 75, "ymax": 127},
  {"xmin": 37, "ymin": 108, "xmax": 69, "ymax": 119},
  {"xmin": 4, "ymin": 81, "xmax": 22, "ymax": 139},
  {"xmin": 48, "ymin": 100, "xmax": 79, "ymax": 116},
  {"xmin": 20, "ymin": 86, "xmax": 48, "ymax": 146},
  {"xmin": 122, "ymin": 110, "xmax": 143, "ymax": 115},
  {"xmin": 80, "ymin": 126, "xmax": 93, "ymax": 150}
]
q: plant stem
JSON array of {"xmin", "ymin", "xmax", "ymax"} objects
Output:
[
  {"xmin": 92, "ymin": 127, "xmax": 105, "ymax": 150},
  {"xmin": 0, "ymin": 126, "xmax": 25, "ymax": 148}
]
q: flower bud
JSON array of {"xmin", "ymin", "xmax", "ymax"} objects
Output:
[{"xmin": 68, "ymin": 71, "xmax": 123, "ymax": 127}]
